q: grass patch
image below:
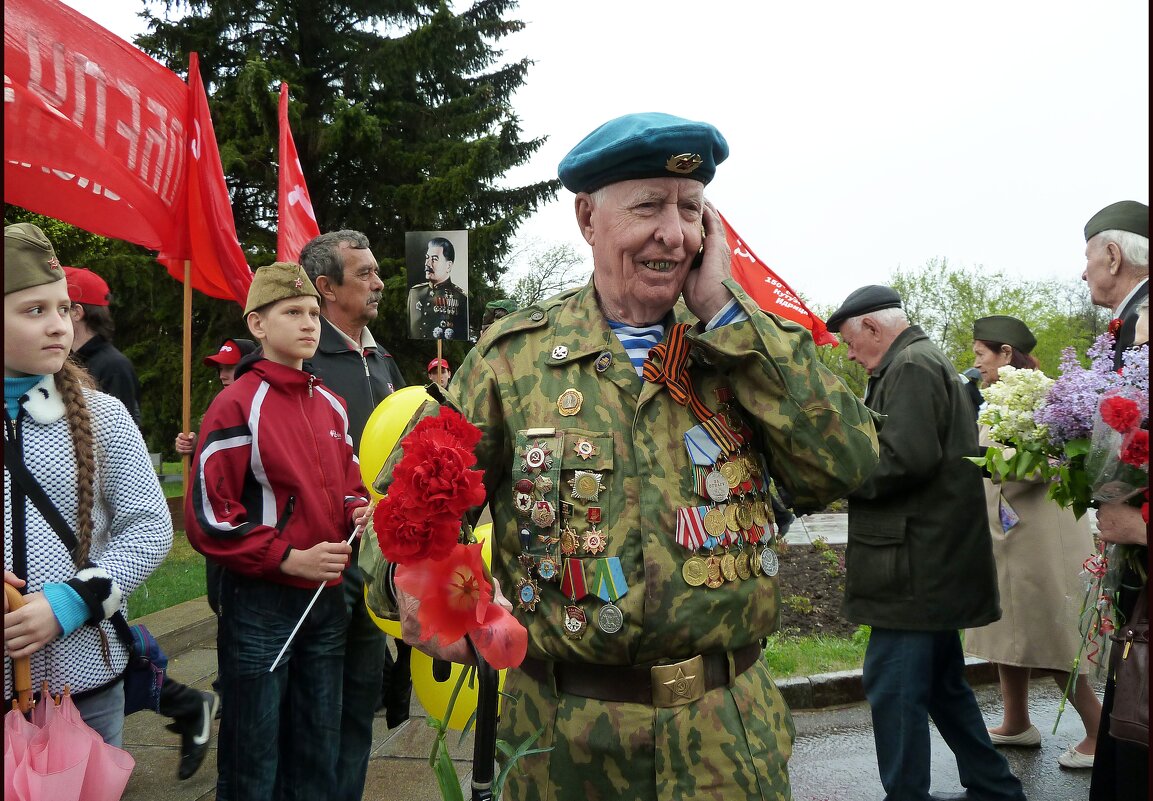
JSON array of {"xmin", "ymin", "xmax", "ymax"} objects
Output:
[
  {"xmin": 764, "ymin": 627, "xmax": 870, "ymax": 677},
  {"xmin": 127, "ymin": 534, "xmax": 205, "ymax": 619}
]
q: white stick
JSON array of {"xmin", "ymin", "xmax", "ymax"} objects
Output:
[{"xmin": 269, "ymin": 503, "xmax": 375, "ymax": 672}]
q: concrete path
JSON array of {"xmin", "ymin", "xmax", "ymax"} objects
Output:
[{"xmin": 121, "ymin": 586, "xmax": 1100, "ymax": 801}]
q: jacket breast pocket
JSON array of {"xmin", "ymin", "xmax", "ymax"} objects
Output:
[{"xmin": 846, "ymin": 513, "xmax": 913, "ymax": 602}]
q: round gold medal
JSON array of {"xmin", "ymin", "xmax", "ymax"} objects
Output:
[
  {"xmin": 682, "ymin": 555, "xmax": 708, "ymax": 587},
  {"xmin": 703, "ymin": 508, "xmax": 727, "ymax": 539},
  {"xmin": 724, "ymin": 502, "xmax": 741, "ymax": 533},
  {"xmin": 751, "ymin": 500, "xmax": 769, "ymax": 528},
  {"xmin": 720, "ymin": 552, "xmax": 738, "ymax": 582},
  {"xmin": 704, "ymin": 555, "xmax": 724, "ymax": 589},
  {"xmin": 719, "ymin": 461, "xmax": 742, "ymax": 489},
  {"xmin": 750, "ymin": 546, "xmax": 764, "ymax": 576},
  {"xmin": 735, "ymin": 501, "xmax": 754, "ymax": 532},
  {"xmin": 735, "ymin": 550, "xmax": 752, "ymax": 580},
  {"xmin": 560, "ymin": 527, "xmax": 579, "ymax": 556}
]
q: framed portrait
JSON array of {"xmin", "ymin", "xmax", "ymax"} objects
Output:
[{"xmin": 405, "ymin": 230, "xmax": 470, "ymax": 341}]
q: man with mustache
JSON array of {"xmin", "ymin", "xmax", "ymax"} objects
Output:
[
  {"xmin": 298, "ymin": 230, "xmax": 409, "ymax": 801},
  {"xmin": 408, "ymin": 235, "xmax": 470, "ymax": 340}
]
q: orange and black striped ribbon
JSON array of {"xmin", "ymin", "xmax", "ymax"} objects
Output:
[{"xmin": 643, "ymin": 323, "xmax": 743, "ymax": 454}]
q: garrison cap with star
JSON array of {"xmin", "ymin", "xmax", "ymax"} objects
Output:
[
  {"xmin": 243, "ymin": 261, "xmax": 320, "ymax": 316},
  {"xmin": 558, "ymin": 112, "xmax": 729, "ymax": 194},
  {"xmin": 1084, "ymin": 200, "xmax": 1149, "ymax": 241},
  {"xmin": 825, "ymin": 285, "xmax": 903, "ymax": 333},
  {"xmin": 5, "ymin": 222, "xmax": 64, "ymax": 295},
  {"xmin": 972, "ymin": 315, "xmax": 1036, "ymax": 354}
]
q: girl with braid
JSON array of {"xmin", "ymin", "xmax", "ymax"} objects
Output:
[{"xmin": 4, "ymin": 222, "xmax": 172, "ymax": 746}]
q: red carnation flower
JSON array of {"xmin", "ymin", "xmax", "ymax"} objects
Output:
[
  {"xmin": 373, "ymin": 491, "xmax": 460, "ymax": 564},
  {"xmin": 1108, "ymin": 318, "xmax": 1123, "ymax": 338},
  {"xmin": 409, "ymin": 407, "xmax": 483, "ymax": 451},
  {"xmin": 1100, "ymin": 395, "xmax": 1142, "ymax": 433},
  {"xmin": 391, "ymin": 440, "xmax": 486, "ymax": 521},
  {"xmin": 1120, "ymin": 429, "xmax": 1149, "ymax": 469}
]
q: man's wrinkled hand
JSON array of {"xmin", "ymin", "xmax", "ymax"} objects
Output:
[
  {"xmin": 396, "ymin": 576, "xmax": 514, "ymax": 665},
  {"xmin": 682, "ymin": 200, "xmax": 734, "ymax": 324}
]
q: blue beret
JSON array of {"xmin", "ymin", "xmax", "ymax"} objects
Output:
[
  {"xmin": 558, "ymin": 112, "xmax": 729, "ymax": 194},
  {"xmin": 826, "ymin": 285, "xmax": 903, "ymax": 333}
]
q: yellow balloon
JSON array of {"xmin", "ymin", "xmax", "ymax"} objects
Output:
[
  {"xmin": 410, "ymin": 647, "xmax": 506, "ymax": 731},
  {"xmin": 363, "ymin": 586, "xmax": 403, "ymax": 638},
  {"xmin": 358, "ymin": 386, "xmax": 436, "ymax": 496}
]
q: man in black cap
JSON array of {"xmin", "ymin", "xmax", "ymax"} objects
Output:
[
  {"xmin": 1082, "ymin": 199, "xmax": 1148, "ymax": 366},
  {"xmin": 1080, "ymin": 200, "xmax": 1149, "ymax": 801},
  {"xmin": 826, "ymin": 286, "xmax": 1026, "ymax": 801}
]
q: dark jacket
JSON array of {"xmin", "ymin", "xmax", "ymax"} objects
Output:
[
  {"xmin": 1113, "ymin": 280, "xmax": 1148, "ymax": 369},
  {"xmin": 74, "ymin": 335, "xmax": 141, "ymax": 426},
  {"xmin": 303, "ymin": 317, "xmax": 406, "ymax": 452},
  {"xmin": 842, "ymin": 325, "xmax": 1001, "ymax": 630}
]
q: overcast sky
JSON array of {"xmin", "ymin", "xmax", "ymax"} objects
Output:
[{"xmin": 58, "ymin": 0, "xmax": 1150, "ymax": 308}]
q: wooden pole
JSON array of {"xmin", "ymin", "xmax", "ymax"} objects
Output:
[{"xmin": 182, "ymin": 260, "xmax": 192, "ymax": 491}]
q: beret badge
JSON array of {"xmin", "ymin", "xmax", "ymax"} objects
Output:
[{"xmin": 666, "ymin": 153, "xmax": 703, "ymax": 175}]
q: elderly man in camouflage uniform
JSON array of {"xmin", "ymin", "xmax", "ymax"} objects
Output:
[{"xmin": 368, "ymin": 112, "xmax": 880, "ymax": 801}]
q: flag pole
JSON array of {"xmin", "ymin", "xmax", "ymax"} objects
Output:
[{"xmin": 182, "ymin": 259, "xmax": 193, "ymax": 490}]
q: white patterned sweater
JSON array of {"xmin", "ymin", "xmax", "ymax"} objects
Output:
[{"xmin": 4, "ymin": 375, "xmax": 172, "ymax": 699}]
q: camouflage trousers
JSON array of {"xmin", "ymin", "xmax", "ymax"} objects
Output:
[{"xmin": 499, "ymin": 658, "xmax": 794, "ymax": 801}]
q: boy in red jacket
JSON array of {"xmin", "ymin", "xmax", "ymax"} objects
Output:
[{"xmin": 185, "ymin": 262, "xmax": 371, "ymax": 801}]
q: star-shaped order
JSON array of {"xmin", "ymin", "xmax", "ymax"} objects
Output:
[{"xmin": 664, "ymin": 666, "xmax": 698, "ymax": 699}]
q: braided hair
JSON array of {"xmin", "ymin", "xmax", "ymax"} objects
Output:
[{"xmin": 53, "ymin": 359, "xmax": 97, "ymax": 568}]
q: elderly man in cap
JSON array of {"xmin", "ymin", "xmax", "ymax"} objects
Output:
[
  {"xmin": 826, "ymin": 287, "xmax": 1026, "ymax": 801},
  {"xmin": 368, "ymin": 112, "xmax": 881, "ymax": 801},
  {"xmin": 1082, "ymin": 200, "xmax": 1148, "ymax": 367},
  {"xmin": 1081, "ymin": 200, "xmax": 1149, "ymax": 801}
]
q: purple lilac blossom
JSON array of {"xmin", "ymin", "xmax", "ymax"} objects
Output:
[{"xmin": 1035, "ymin": 333, "xmax": 1116, "ymax": 447}]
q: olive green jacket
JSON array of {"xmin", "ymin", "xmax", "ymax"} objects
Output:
[
  {"xmin": 842, "ymin": 325, "xmax": 1001, "ymax": 630},
  {"xmin": 368, "ymin": 278, "xmax": 879, "ymax": 664}
]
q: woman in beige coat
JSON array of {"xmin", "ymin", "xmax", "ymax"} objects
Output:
[{"xmin": 963, "ymin": 315, "xmax": 1102, "ymax": 770}]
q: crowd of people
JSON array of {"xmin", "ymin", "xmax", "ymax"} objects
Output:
[{"xmin": 4, "ymin": 110, "xmax": 1148, "ymax": 801}]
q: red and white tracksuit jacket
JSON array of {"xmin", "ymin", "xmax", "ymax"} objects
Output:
[{"xmin": 185, "ymin": 359, "xmax": 369, "ymax": 588}]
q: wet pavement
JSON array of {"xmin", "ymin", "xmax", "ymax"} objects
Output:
[
  {"xmin": 790, "ymin": 679, "xmax": 1096, "ymax": 801},
  {"xmin": 120, "ymin": 511, "xmax": 1102, "ymax": 800}
]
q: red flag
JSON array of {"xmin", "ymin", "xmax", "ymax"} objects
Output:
[
  {"xmin": 4, "ymin": 0, "xmax": 251, "ymax": 305},
  {"xmin": 157, "ymin": 53, "xmax": 252, "ymax": 305},
  {"xmin": 277, "ymin": 83, "xmax": 320, "ymax": 262},
  {"xmin": 718, "ymin": 212, "xmax": 837, "ymax": 346},
  {"xmin": 3, "ymin": 0, "xmax": 188, "ymax": 251}
]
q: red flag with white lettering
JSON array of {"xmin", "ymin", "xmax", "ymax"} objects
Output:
[
  {"xmin": 718, "ymin": 212, "xmax": 837, "ymax": 346},
  {"xmin": 4, "ymin": 0, "xmax": 252, "ymax": 305},
  {"xmin": 157, "ymin": 52, "xmax": 252, "ymax": 305},
  {"xmin": 3, "ymin": 0, "xmax": 188, "ymax": 252},
  {"xmin": 277, "ymin": 83, "xmax": 320, "ymax": 262}
]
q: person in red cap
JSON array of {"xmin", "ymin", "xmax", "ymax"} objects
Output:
[
  {"xmin": 63, "ymin": 266, "xmax": 141, "ymax": 426},
  {"xmin": 175, "ymin": 338, "xmax": 259, "ymax": 455},
  {"xmin": 426, "ymin": 357, "xmax": 451, "ymax": 389}
]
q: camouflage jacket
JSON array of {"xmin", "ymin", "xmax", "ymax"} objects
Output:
[{"xmin": 373, "ymin": 278, "xmax": 878, "ymax": 665}]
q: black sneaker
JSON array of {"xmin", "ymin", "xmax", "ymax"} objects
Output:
[{"xmin": 177, "ymin": 690, "xmax": 220, "ymax": 780}]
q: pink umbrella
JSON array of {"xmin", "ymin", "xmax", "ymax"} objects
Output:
[{"xmin": 4, "ymin": 587, "xmax": 134, "ymax": 801}]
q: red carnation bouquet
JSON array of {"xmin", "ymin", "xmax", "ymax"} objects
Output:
[
  {"xmin": 374, "ymin": 408, "xmax": 527, "ymax": 670},
  {"xmin": 1085, "ymin": 389, "xmax": 1149, "ymax": 505}
]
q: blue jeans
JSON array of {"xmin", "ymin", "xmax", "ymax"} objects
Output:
[
  {"xmin": 216, "ymin": 572, "xmax": 349, "ymax": 801},
  {"xmin": 75, "ymin": 679, "xmax": 125, "ymax": 747},
  {"xmin": 863, "ymin": 628, "xmax": 1026, "ymax": 801},
  {"xmin": 333, "ymin": 563, "xmax": 389, "ymax": 801}
]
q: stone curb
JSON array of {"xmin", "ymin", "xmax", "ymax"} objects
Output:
[
  {"xmin": 133, "ymin": 596, "xmax": 216, "ymax": 660},
  {"xmin": 777, "ymin": 656, "xmax": 998, "ymax": 710},
  {"xmin": 136, "ymin": 596, "xmax": 998, "ymax": 712}
]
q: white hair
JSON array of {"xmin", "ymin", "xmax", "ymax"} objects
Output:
[
  {"xmin": 1096, "ymin": 229, "xmax": 1149, "ymax": 271},
  {"xmin": 841, "ymin": 306, "xmax": 909, "ymax": 336}
]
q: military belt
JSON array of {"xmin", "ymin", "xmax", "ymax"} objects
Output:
[{"xmin": 519, "ymin": 643, "xmax": 761, "ymax": 708}]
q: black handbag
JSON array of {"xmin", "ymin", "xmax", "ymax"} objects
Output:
[
  {"xmin": 1108, "ymin": 583, "xmax": 1149, "ymax": 747},
  {"xmin": 4, "ymin": 438, "xmax": 168, "ymax": 714}
]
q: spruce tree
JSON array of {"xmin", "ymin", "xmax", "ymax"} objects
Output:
[{"xmin": 138, "ymin": 0, "xmax": 559, "ymax": 375}]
